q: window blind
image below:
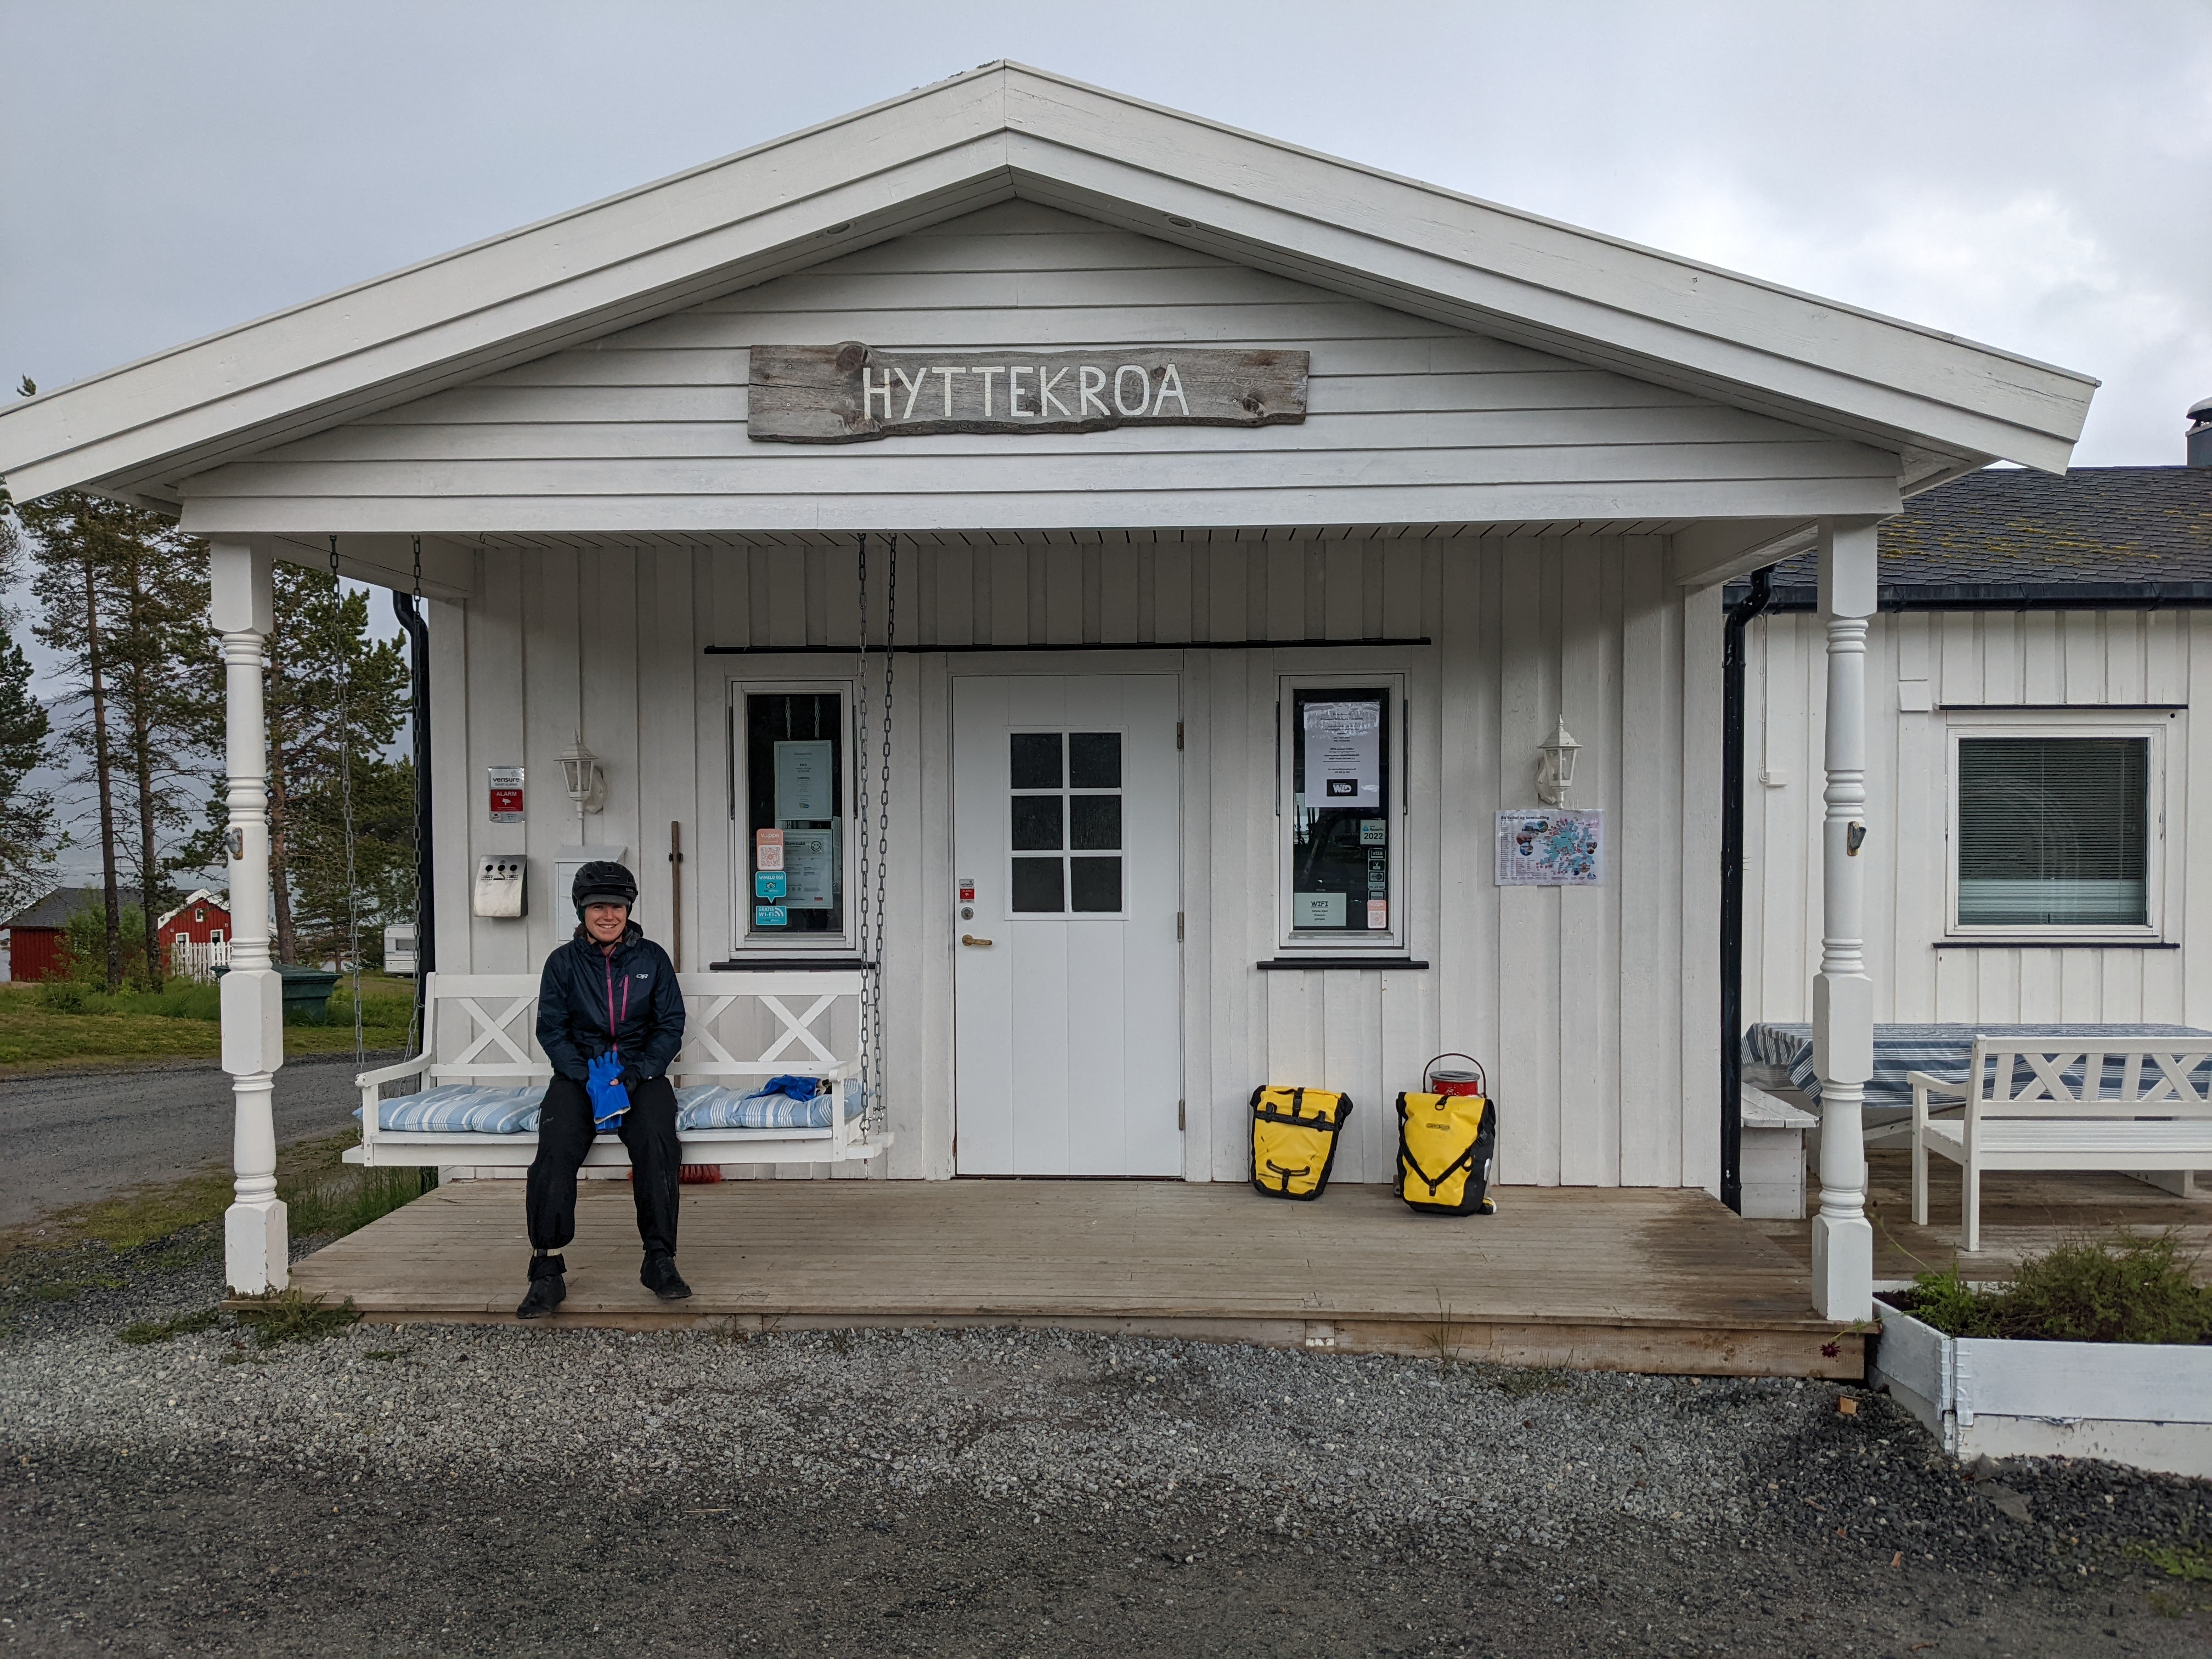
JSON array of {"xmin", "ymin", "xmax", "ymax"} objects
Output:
[{"xmin": 1957, "ymin": 737, "xmax": 2148, "ymax": 927}]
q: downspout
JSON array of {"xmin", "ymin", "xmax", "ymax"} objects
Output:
[
  {"xmin": 392, "ymin": 594, "xmax": 435, "ymax": 1034},
  {"xmin": 1720, "ymin": 566, "xmax": 1775, "ymax": 1214}
]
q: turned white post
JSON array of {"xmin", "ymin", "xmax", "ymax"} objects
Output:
[
  {"xmin": 1811, "ymin": 517, "xmax": 1878, "ymax": 1320},
  {"xmin": 211, "ymin": 541, "xmax": 288, "ymax": 1294}
]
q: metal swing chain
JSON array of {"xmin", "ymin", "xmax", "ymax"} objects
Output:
[
  {"xmin": 854, "ymin": 534, "xmax": 874, "ymax": 1127},
  {"xmin": 329, "ymin": 537, "xmax": 365, "ymax": 1069},
  {"xmin": 405, "ymin": 536, "xmax": 425, "ymax": 1060},
  {"xmin": 867, "ymin": 535, "xmax": 895, "ymax": 1138}
]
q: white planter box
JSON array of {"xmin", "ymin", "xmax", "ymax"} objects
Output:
[{"xmin": 1869, "ymin": 1304, "xmax": 2212, "ymax": 1478}]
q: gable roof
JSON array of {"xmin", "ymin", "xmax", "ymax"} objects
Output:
[
  {"xmin": 0, "ymin": 63, "xmax": 2094, "ymax": 525},
  {"xmin": 1733, "ymin": 466, "xmax": 2212, "ymax": 609},
  {"xmin": 156, "ymin": 888, "xmax": 229, "ymax": 931},
  {"xmin": 3, "ymin": 885, "xmax": 145, "ymax": 930}
]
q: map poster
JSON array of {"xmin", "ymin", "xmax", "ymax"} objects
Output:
[{"xmin": 1494, "ymin": 810, "xmax": 1604, "ymax": 887}]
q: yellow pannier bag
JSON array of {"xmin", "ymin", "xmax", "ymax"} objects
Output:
[
  {"xmin": 1249, "ymin": 1085, "xmax": 1352, "ymax": 1200},
  {"xmin": 1396, "ymin": 1090, "xmax": 1500, "ymax": 1215}
]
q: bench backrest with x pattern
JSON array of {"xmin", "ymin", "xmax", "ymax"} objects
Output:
[
  {"xmin": 1963, "ymin": 1037, "xmax": 2212, "ymax": 1125},
  {"xmin": 410, "ymin": 969, "xmax": 861, "ymax": 1089}
]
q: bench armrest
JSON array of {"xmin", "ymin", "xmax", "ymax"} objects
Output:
[
  {"xmin": 358, "ymin": 1052, "xmax": 433, "ymax": 1089},
  {"xmin": 1906, "ymin": 1070, "xmax": 1967, "ymax": 1100}
]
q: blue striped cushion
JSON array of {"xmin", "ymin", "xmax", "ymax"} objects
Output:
[
  {"xmin": 675, "ymin": 1082, "xmax": 852, "ymax": 1131},
  {"xmin": 356, "ymin": 1085, "xmax": 544, "ymax": 1133}
]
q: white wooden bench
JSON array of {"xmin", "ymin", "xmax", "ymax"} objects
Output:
[
  {"xmin": 1911, "ymin": 1036, "xmax": 2212, "ymax": 1251},
  {"xmin": 1740, "ymin": 1083, "xmax": 1818, "ymax": 1220},
  {"xmin": 345, "ymin": 970, "xmax": 889, "ymax": 1171}
]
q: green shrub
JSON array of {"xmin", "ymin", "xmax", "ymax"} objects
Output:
[
  {"xmin": 231, "ymin": 1287, "xmax": 359, "ymax": 1348},
  {"xmin": 1895, "ymin": 1232, "xmax": 2212, "ymax": 1344},
  {"xmin": 37, "ymin": 979, "xmax": 86, "ymax": 1013}
]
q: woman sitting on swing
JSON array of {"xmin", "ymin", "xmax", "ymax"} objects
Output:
[{"xmin": 516, "ymin": 861, "xmax": 691, "ymax": 1319}]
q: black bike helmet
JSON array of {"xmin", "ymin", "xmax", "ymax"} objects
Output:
[{"xmin": 572, "ymin": 860, "xmax": 639, "ymax": 915}]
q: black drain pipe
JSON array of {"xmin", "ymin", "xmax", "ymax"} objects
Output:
[
  {"xmin": 1720, "ymin": 566, "xmax": 1775, "ymax": 1214},
  {"xmin": 393, "ymin": 592, "xmax": 435, "ymax": 1032}
]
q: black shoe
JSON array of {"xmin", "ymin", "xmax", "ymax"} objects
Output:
[
  {"xmin": 516, "ymin": 1274, "xmax": 566, "ymax": 1319},
  {"xmin": 642, "ymin": 1256, "xmax": 692, "ymax": 1301}
]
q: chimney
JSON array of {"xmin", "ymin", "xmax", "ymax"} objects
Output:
[{"xmin": 2192, "ymin": 396, "xmax": 2212, "ymax": 469}]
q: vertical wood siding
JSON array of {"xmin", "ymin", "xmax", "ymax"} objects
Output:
[
  {"xmin": 431, "ymin": 532, "xmax": 1718, "ymax": 1189},
  {"xmin": 1745, "ymin": 608, "xmax": 2204, "ymax": 1029}
]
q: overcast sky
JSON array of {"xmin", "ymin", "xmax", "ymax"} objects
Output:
[
  {"xmin": 4, "ymin": 1, "xmax": 2207, "ymax": 466},
  {"xmin": 3, "ymin": 2, "xmax": 2205, "ymax": 884}
]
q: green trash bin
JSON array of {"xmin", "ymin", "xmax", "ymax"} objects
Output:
[{"xmin": 215, "ymin": 964, "xmax": 340, "ymax": 1023}]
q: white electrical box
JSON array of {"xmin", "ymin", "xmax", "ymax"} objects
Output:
[{"xmin": 472, "ymin": 855, "xmax": 527, "ymax": 918}]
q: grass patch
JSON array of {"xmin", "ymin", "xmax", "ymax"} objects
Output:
[
  {"xmin": 232, "ymin": 1287, "xmax": 359, "ymax": 1348},
  {"xmin": 2128, "ymin": 1537, "xmax": 2212, "ymax": 1583},
  {"xmin": 117, "ymin": 1308, "xmax": 219, "ymax": 1345},
  {"xmin": 0, "ymin": 983, "xmax": 409, "ymax": 1068},
  {"xmin": 287, "ymin": 1164, "xmax": 434, "ymax": 1240},
  {"xmin": 1886, "ymin": 1232, "xmax": 2212, "ymax": 1344},
  {"xmin": 0, "ymin": 1128, "xmax": 429, "ymax": 1304}
]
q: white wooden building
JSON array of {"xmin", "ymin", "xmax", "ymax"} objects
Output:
[
  {"xmin": 0, "ymin": 65, "xmax": 2094, "ymax": 1315},
  {"xmin": 1742, "ymin": 462, "xmax": 2212, "ymax": 1030}
]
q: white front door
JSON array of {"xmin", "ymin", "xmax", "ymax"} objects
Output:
[{"xmin": 952, "ymin": 674, "xmax": 1182, "ymax": 1176}]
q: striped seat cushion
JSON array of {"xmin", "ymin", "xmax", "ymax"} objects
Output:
[
  {"xmin": 675, "ymin": 1083, "xmax": 851, "ymax": 1131},
  {"xmin": 357, "ymin": 1085, "xmax": 544, "ymax": 1133}
]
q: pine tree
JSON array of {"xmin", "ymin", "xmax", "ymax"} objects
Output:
[
  {"xmin": 237, "ymin": 567, "xmax": 409, "ymax": 966},
  {"xmin": 19, "ymin": 488, "xmax": 215, "ymax": 990},
  {"xmin": 0, "ymin": 425, "xmax": 55, "ymax": 916},
  {"xmin": 24, "ymin": 492, "xmax": 131, "ymax": 987}
]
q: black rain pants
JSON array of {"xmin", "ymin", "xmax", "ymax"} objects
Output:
[{"xmin": 525, "ymin": 1075, "xmax": 681, "ymax": 1267}]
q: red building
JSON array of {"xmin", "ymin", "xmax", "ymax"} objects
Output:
[
  {"xmin": 1, "ymin": 885, "xmax": 145, "ymax": 982},
  {"xmin": 157, "ymin": 889, "xmax": 233, "ymax": 977}
]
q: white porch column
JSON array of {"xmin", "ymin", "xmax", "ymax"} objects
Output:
[
  {"xmin": 1811, "ymin": 517, "xmax": 1878, "ymax": 1319},
  {"xmin": 210, "ymin": 541, "xmax": 288, "ymax": 1294}
]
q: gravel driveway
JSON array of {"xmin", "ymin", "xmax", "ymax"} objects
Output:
[
  {"xmin": 3, "ymin": 1235, "xmax": 2208, "ymax": 1656},
  {"xmin": 0, "ymin": 1051, "xmax": 394, "ymax": 1228}
]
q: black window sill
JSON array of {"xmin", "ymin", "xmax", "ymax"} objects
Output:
[
  {"xmin": 1933, "ymin": 939, "xmax": 2176, "ymax": 951},
  {"xmin": 1255, "ymin": 957, "xmax": 1429, "ymax": 970},
  {"xmin": 706, "ymin": 957, "xmax": 876, "ymax": 970}
]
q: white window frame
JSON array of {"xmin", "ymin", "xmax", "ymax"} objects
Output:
[
  {"xmin": 1005, "ymin": 723, "xmax": 1133, "ymax": 922},
  {"xmin": 726, "ymin": 677, "xmax": 859, "ymax": 956},
  {"xmin": 1943, "ymin": 711, "xmax": 2171, "ymax": 943},
  {"xmin": 1276, "ymin": 672, "xmax": 1408, "ymax": 954}
]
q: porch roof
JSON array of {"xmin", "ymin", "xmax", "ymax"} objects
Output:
[{"xmin": 2, "ymin": 63, "xmax": 2093, "ymax": 578}]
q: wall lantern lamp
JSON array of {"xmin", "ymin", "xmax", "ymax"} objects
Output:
[
  {"xmin": 1536, "ymin": 718, "xmax": 1581, "ymax": 808},
  {"xmin": 559, "ymin": 731, "xmax": 606, "ymax": 832}
]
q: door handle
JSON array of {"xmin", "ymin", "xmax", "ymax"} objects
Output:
[{"xmin": 961, "ymin": 934, "xmax": 995, "ymax": 947}]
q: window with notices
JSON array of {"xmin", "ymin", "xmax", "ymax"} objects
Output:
[
  {"xmin": 733, "ymin": 685, "xmax": 850, "ymax": 944},
  {"xmin": 1281, "ymin": 679, "xmax": 1402, "ymax": 948}
]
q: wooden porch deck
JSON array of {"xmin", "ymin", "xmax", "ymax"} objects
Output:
[
  {"xmin": 1759, "ymin": 1148, "xmax": 2212, "ymax": 1285},
  {"xmin": 284, "ymin": 1179, "xmax": 1863, "ymax": 1379}
]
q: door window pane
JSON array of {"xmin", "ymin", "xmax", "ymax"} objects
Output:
[
  {"xmin": 1011, "ymin": 795, "xmax": 1064, "ymax": 851},
  {"xmin": 1289, "ymin": 689, "xmax": 1391, "ymax": 935},
  {"xmin": 1011, "ymin": 856, "xmax": 1065, "ymax": 913},
  {"xmin": 1958, "ymin": 737, "xmax": 2148, "ymax": 926},
  {"xmin": 1068, "ymin": 732, "xmax": 1122, "ymax": 789},
  {"xmin": 1010, "ymin": 732, "xmax": 1063, "ymax": 789},
  {"xmin": 1069, "ymin": 794, "xmax": 1122, "ymax": 850},
  {"xmin": 1005, "ymin": 726, "xmax": 1127, "ymax": 917},
  {"xmin": 1070, "ymin": 856, "xmax": 1123, "ymax": 912},
  {"xmin": 744, "ymin": 691, "xmax": 843, "ymax": 935}
]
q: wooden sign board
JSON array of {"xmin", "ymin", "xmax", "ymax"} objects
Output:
[{"xmin": 748, "ymin": 342, "xmax": 1308, "ymax": 444}]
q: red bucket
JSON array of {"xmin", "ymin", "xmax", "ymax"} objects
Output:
[{"xmin": 1423, "ymin": 1053, "xmax": 1487, "ymax": 1098}]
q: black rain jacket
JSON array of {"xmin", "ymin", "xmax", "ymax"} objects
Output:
[{"xmin": 535, "ymin": 923, "xmax": 685, "ymax": 1084}]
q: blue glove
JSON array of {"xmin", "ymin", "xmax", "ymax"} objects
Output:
[{"xmin": 586, "ymin": 1052, "xmax": 630, "ymax": 1132}]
